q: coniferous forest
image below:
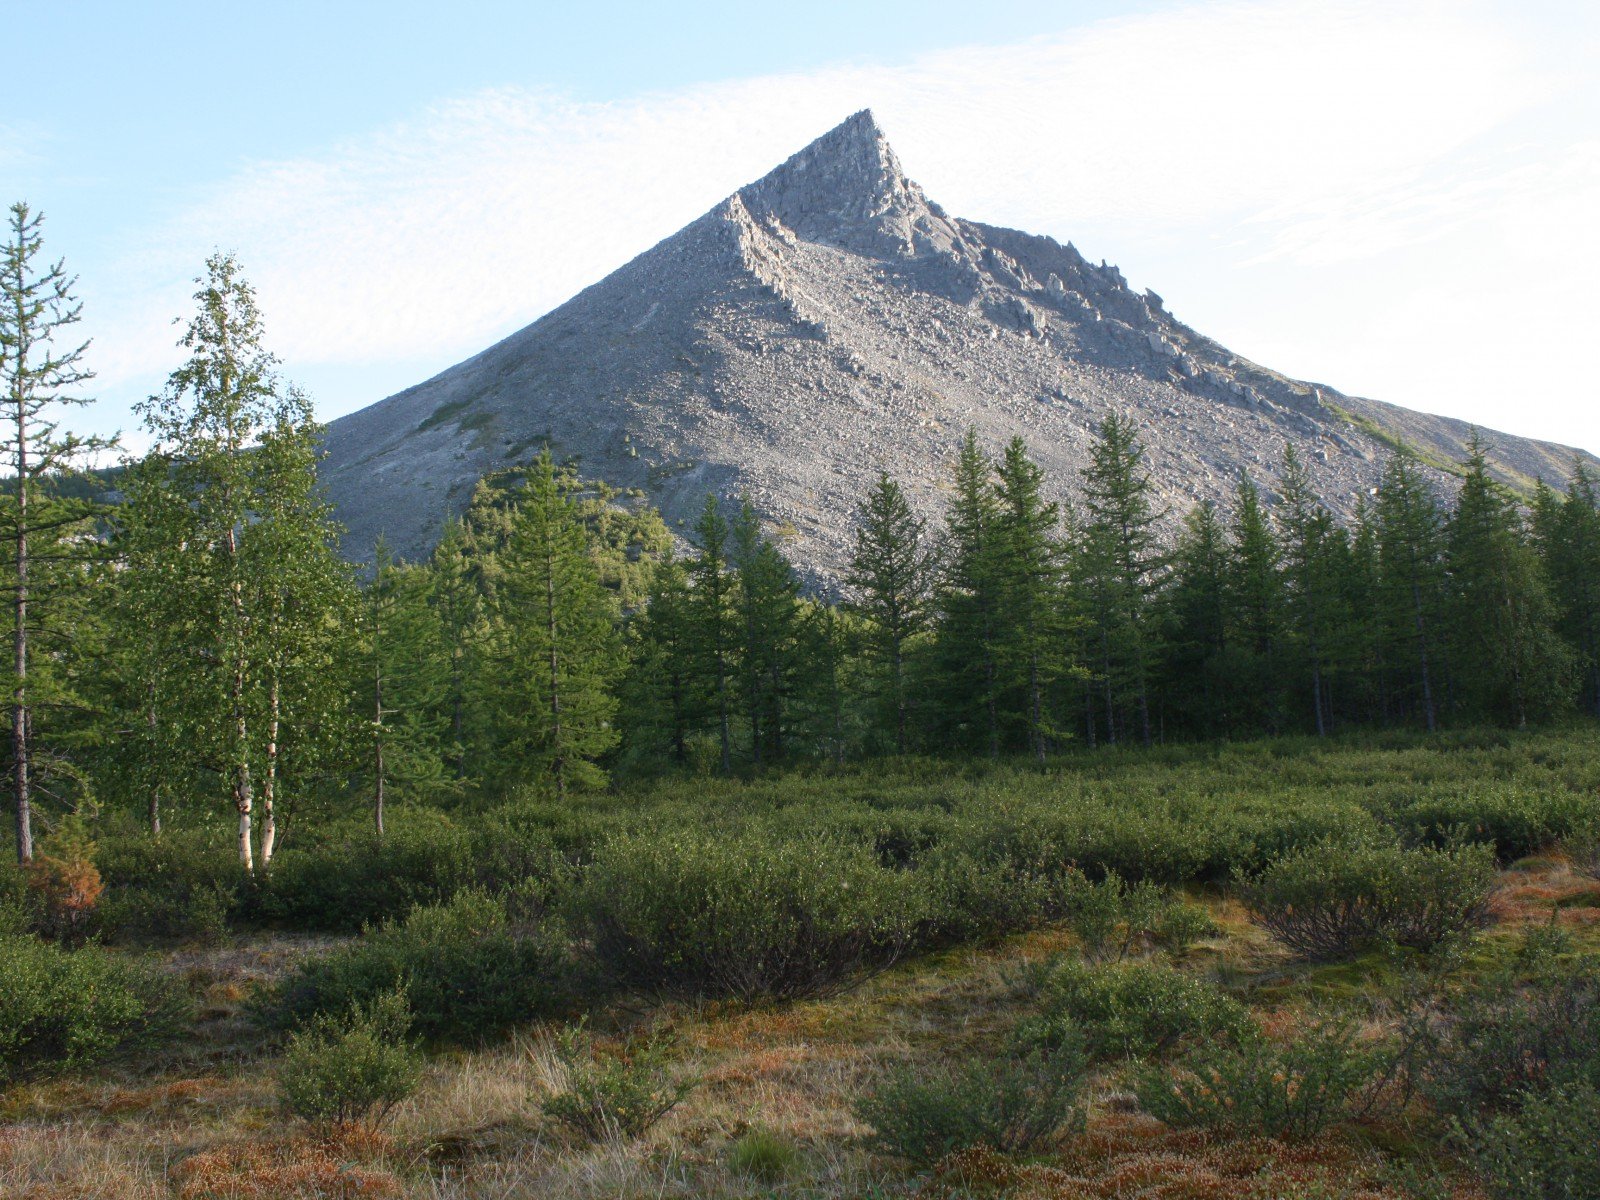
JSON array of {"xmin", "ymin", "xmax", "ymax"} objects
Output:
[{"xmin": 8, "ymin": 213, "xmax": 1600, "ymax": 1198}]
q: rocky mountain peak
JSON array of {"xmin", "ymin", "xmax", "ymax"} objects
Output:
[{"xmin": 734, "ymin": 109, "xmax": 959, "ymax": 259}]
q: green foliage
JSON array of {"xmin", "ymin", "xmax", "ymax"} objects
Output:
[
  {"xmin": 92, "ymin": 829, "xmax": 241, "ymax": 943},
  {"xmin": 1422, "ymin": 953, "xmax": 1600, "ymax": 1123},
  {"xmin": 1060, "ymin": 870, "xmax": 1215, "ymax": 961},
  {"xmin": 1135, "ymin": 1020, "xmax": 1377, "ymax": 1139},
  {"xmin": 854, "ymin": 1037, "xmax": 1088, "ymax": 1163},
  {"xmin": 577, "ymin": 829, "xmax": 922, "ymax": 1003},
  {"xmin": 264, "ymin": 891, "xmax": 574, "ymax": 1044},
  {"xmin": 726, "ymin": 1128, "xmax": 802, "ymax": 1182},
  {"xmin": 1017, "ymin": 959, "xmax": 1250, "ymax": 1061},
  {"xmin": 277, "ymin": 989, "xmax": 423, "ymax": 1128},
  {"xmin": 540, "ymin": 1023, "xmax": 695, "ymax": 1141},
  {"xmin": 0, "ymin": 932, "xmax": 189, "ymax": 1082},
  {"xmin": 1470, "ymin": 1084, "xmax": 1600, "ymax": 1200},
  {"xmin": 1241, "ymin": 840, "xmax": 1497, "ymax": 960}
]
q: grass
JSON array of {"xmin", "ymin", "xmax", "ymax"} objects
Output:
[{"xmin": 7, "ymin": 729, "xmax": 1600, "ymax": 1198}]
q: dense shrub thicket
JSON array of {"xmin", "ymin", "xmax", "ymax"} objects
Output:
[
  {"xmin": 0, "ymin": 932, "xmax": 190, "ymax": 1083},
  {"xmin": 262, "ymin": 892, "xmax": 576, "ymax": 1043},
  {"xmin": 277, "ymin": 989, "xmax": 423, "ymax": 1127},
  {"xmin": 1241, "ymin": 840, "xmax": 1498, "ymax": 960}
]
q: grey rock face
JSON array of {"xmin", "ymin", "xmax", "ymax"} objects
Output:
[{"xmin": 320, "ymin": 110, "xmax": 1596, "ymax": 579}]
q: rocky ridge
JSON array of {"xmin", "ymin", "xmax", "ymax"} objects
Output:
[{"xmin": 320, "ymin": 110, "xmax": 1596, "ymax": 580}]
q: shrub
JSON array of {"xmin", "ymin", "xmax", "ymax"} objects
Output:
[
  {"xmin": 277, "ymin": 989, "xmax": 423, "ymax": 1128},
  {"xmin": 918, "ymin": 849, "xmax": 1061, "ymax": 944},
  {"xmin": 854, "ymin": 1037, "xmax": 1088, "ymax": 1163},
  {"xmin": 727, "ymin": 1128, "xmax": 801, "ymax": 1182},
  {"xmin": 1134, "ymin": 1020, "xmax": 1377, "ymax": 1140},
  {"xmin": 1566, "ymin": 818, "xmax": 1600, "ymax": 881},
  {"xmin": 1470, "ymin": 1084, "xmax": 1600, "ymax": 1200},
  {"xmin": 1061, "ymin": 871, "xmax": 1215, "ymax": 961},
  {"xmin": 93, "ymin": 830, "xmax": 242, "ymax": 944},
  {"xmin": 576, "ymin": 831, "xmax": 923, "ymax": 1003},
  {"xmin": 24, "ymin": 815, "xmax": 104, "ymax": 943},
  {"xmin": 1018, "ymin": 960, "xmax": 1250, "ymax": 1061},
  {"xmin": 263, "ymin": 891, "xmax": 574, "ymax": 1043},
  {"xmin": 1392, "ymin": 788, "xmax": 1593, "ymax": 862},
  {"xmin": 255, "ymin": 812, "xmax": 476, "ymax": 933},
  {"xmin": 1240, "ymin": 840, "xmax": 1496, "ymax": 960},
  {"xmin": 539, "ymin": 1024, "xmax": 695, "ymax": 1141},
  {"xmin": 0, "ymin": 933, "xmax": 190, "ymax": 1082},
  {"xmin": 1422, "ymin": 955, "xmax": 1600, "ymax": 1123}
]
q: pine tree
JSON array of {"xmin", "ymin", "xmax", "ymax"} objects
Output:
[
  {"xmin": 487, "ymin": 451, "xmax": 624, "ymax": 796},
  {"xmin": 732, "ymin": 499, "xmax": 801, "ymax": 765},
  {"xmin": 1079, "ymin": 414, "xmax": 1164, "ymax": 746},
  {"xmin": 0, "ymin": 203, "xmax": 112, "ymax": 863},
  {"xmin": 845, "ymin": 472, "xmax": 933, "ymax": 754}
]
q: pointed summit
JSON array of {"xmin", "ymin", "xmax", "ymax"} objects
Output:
[{"xmin": 735, "ymin": 110, "xmax": 959, "ymax": 259}]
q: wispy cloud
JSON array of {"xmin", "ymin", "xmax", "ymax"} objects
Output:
[{"xmin": 82, "ymin": 0, "xmax": 1599, "ymax": 451}]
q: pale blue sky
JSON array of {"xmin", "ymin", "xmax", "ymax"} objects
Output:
[{"xmin": 8, "ymin": 1, "xmax": 1599, "ymax": 457}]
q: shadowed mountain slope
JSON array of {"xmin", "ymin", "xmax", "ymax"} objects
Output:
[{"xmin": 320, "ymin": 110, "xmax": 1594, "ymax": 577}]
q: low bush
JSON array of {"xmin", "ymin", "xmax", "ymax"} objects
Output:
[
  {"xmin": 1017, "ymin": 959, "xmax": 1250, "ymax": 1061},
  {"xmin": 576, "ymin": 831, "xmax": 923, "ymax": 1003},
  {"xmin": 263, "ymin": 891, "xmax": 574, "ymax": 1044},
  {"xmin": 277, "ymin": 989, "xmax": 423, "ymax": 1128},
  {"xmin": 93, "ymin": 830, "xmax": 242, "ymax": 944},
  {"xmin": 255, "ymin": 811, "xmax": 476, "ymax": 933},
  {"xmin": 1134, "ymin": 1020, "xmax": 1377, "ymax": 1140},
  {"xmin": 1470, "ymin": 1083, "xmax": 1600, "ymax": 1200},
  {"xmin": 0, "ymin": 933, "xmax": 190, "ymax": 1083},
  {"xmin": 1391, "ymin": 787, "xmax": 1594, "ymax": 862},
  {"xmin": 854, "ymin": 1036, "xmax": 1088, "ymax": 1163},
  {"xmin": 1240, "ymin": 840, "xmax": 1497, "ymax": 960},
  {"xmin": 1566, "ymin": 818, "xmax": 1600, "ymax": 881},
  {"xmin": 539, "ymin": 1024, "xmax": 695, "ymax": 1141},
  {"xmin": 1422, "ymin": 954, "xmax": 1600, "ymax": 1123},
  {"xmin": 23, "ymin": 815, "xmax": 104, "ymax": 943},
  {"xmin": 1060, "ymin": 871, "xmax": 1215, "ymax": 962}
]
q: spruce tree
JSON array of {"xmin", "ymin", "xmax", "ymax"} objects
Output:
[
  {"xmin": 1444, "ymin": 437, "xmax": 1571, "ymax": 726},
  {"xmin": 621, "ymin": 551, "xmax": 695, "ymax": 768},
  {"xmin": 0, "ymin": 203, "xmax": 112, "ymax": 863},
  {"xmin": 1226, "ymin": 473, "xmax": 1286, "ymax": 733},
  {"xmin": 1535, "ymin": 462, "xmax": 1600, "ymax": 716},
  {"xmin": 1374, "ymin": 447, "xmax": 1446, "ymax": 731},
  {"xmin": 1160, "ymin": 500, "xmax": 1229, "ymax": 737},
  {"xmin": 687, "ymin": 495, "xmax": 738, "ymax": 773},
  {"xmin": 1279, "ymin": 446, "xmax": 1345, "ymax": 736},
  {"xmin": 992, "ymin": 437, "xmax": 1068, "ymax": 760},
  {"xmin": 1079, "ymin": 414, "xmax": 1164, "ymax": 746},
  {"xmin": 845, "ymin": 471, "xmax": 933, "ymax": 754},
  {"xmin": 732, "ymin": 499, "xmax": 801, "ymax": 765},
  {"xmin": 933, "ymin": 429, "xmax": 1004, "ymax": 756},
  {"xmin": 488, "ymin": 451, "xmax": 624, "ymax": 796}
]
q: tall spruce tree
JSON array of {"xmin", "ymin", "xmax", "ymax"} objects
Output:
[
  {"xmin": 0, "ymin": 203, "xmax": 111, "ymax": 863},
  {"xmin": 1226, "ymin": 473, "xmax": 1286, "ymax": 733},
  {"xmin": 1375, "ymin": 447, "xmax": 1446, "ymax": 731},
  {"xmin": 486, "ymin": 451, "xmax": 624, "ymax": 797},
  {"xmin": 1079, "ymin": 414, "xmax": 1164, "ymax": 746},
  {"xmin": 1535, "ymin": 462, "xmax": 1600, "ymax": 716},
  {"xmin": 845, "ymin": 472, "xmax": 933, "ymax": 754},
  {"xmin": 732, "ymin": 499, "xmax": 801, "ymax": 765},
  {"xmin": 991, "ymin": 437, "xmax": 1068, "ymax": 760},
  {"xmin": 1160, "ymin": 500, "xmax": 1230, "ymax": 737},
  {"xmin": 1444, "ymin": 438, "xmax": 1571, "ymax": 726},
  {"xmin": 687, "ymin": 495, "xmax": 738, "ymax": 773},
  {"xmin": 1279, "ymin": 446, "xmax": 1345, "ymax": 736},
  {"xmin": 933, "ymin": 429, "xmax": 1004, "ymax": 756}
]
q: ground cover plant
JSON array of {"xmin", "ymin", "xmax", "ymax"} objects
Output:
[{"xmin": 2, "ymin": 730, "xmax": 1600, "ymax": 1199}]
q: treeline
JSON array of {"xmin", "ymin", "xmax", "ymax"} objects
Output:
[{"xmin": 5, "ymin": 208, "xmax": 1600, "ymax": 870}]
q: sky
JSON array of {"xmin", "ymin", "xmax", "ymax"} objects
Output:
[{"xmin": 7, "ymin": 0, "xmax": 1599, "ymax": 458}]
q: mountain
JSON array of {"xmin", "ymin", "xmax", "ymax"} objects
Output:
[{"xmin": 320, "ymin": 110, "xmax": 1594, "ymax": 577}]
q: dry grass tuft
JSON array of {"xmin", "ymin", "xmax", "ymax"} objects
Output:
[{"xmin": 173, "ymin": 1124, "xmax": 403, "ymax": 1199}]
